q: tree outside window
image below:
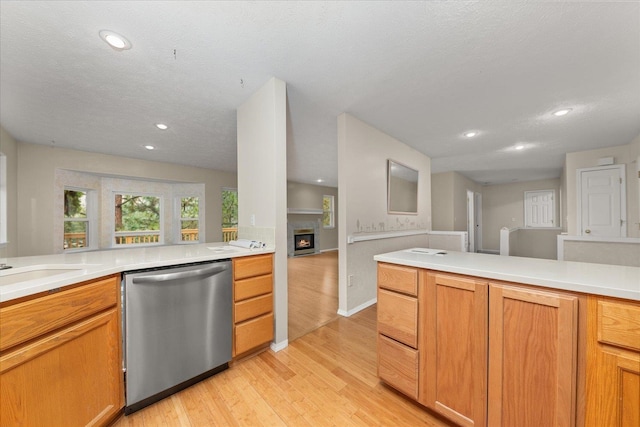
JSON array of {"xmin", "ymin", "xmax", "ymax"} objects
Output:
[
  {"xmin": 179, "ymin": 196, "xmax": 199, "ymax": 242},
  {"xmin": 114, "ymin": 193, "xmax": 162, "ymax": 245},
  {"xmin": 323, "ymin": 195, "xmax": 335, "ymax": 228},
  {"xmin": 222, "ymin": 189, "xmax": 238, "ymax": 242},
  {"xmin": 64, "ymin": 189, "xmax": 89, "ymax": 249}
]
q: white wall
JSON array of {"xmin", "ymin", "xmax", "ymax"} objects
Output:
[
  {"xmin": 14, "ymin": 141, "xmax": 236, "ymax": 256},
  {"xmin": 287, "ymin": 181, "xmax": 338, "ymax": 251},
  {"xmin": 338, "ymin": 113, "xmax": 431, "ymax": 314},
  {"xmin": 482, "ymin": 178, "xmax": 561, "ymax": 251},
  {"xmin": 237, "ymin": 77, "xmax": 288, "ymax": 349},
  {"xmin": 0, "ymin": 127, "xmax": 18, "ymax": 258},
  {"xmin": 565, "ymin": 137, "xmax": 640, "ymax": 237}
]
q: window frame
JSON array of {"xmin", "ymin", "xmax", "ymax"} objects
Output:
[
  {"xmin": 174, "ymin": 195, "xmax": 201, "ymax": 244},
  {"xmin": 323, "ymin": 194, "xmax": 335, "ymax": 229},
  {"xmin": 63, "ymin": 187, "xmax": 97, "ymax": 252},
  {"xmin": 112, "ymin": 191, "xmax": 164, "ymax": 247}
]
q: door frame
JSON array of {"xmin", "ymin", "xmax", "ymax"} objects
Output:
[
  {"xmin": 576, "ymin": 164, "xmax": 626, "ymax": 237},
  {"xmin": 467, "ymin": 190, "xmax": 482, "ymax": 252}
]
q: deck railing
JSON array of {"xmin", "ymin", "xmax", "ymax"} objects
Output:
[
  {"xmin": 64, "ymin": 227, "xmax": 236, "ymax": 248},
  {"xmin": 222, "ymin": 227, "xmax": 238, "ymax": 242}
]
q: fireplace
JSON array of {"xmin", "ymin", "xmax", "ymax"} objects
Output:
[{"xmin": 293, "ymin": 228, "xmax": 316, "ymax": 256}]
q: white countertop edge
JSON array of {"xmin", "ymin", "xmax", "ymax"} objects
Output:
[
  {"xmin": 0, "ymin": 243, "xmax": 274, "ymax": 303},
  {"xmin": 374, "ymin": 249, "xmax": 640, "ymax": 302}
]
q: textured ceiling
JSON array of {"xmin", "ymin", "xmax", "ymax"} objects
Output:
[{"xmin": 1, "ymin": 1, "xmax": 639, "ymax": 187}]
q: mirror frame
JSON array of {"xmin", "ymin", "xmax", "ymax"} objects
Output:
[{"xmin": 387, "ymin": 159, "xmax": 419, "ymax": 215}]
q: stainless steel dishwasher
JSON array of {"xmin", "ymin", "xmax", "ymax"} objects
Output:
[{"xmin": 122, "ymin": 259, "xmax": 232, "ymax": 414}]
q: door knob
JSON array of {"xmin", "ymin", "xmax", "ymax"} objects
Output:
[{"xmin": 585, "ymin": 229, "xmax": 591, "ymax": 234}]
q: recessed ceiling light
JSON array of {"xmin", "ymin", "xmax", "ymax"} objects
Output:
[
  {"xmin": 316, "ymin": 179, "xmax": 323, "ymax": 183},
  {"xmin": 515, "ymin": 145, "xmax": 525, "ymax": 150},
  {"xmin": 553, "ymin": 108, "xmax": 572, "ymax": 117},
  {"xmin": 99, "ymin": 30, "xmax": 132, "ymax": 51},
  {"xmin": 144, "ymin": 145, "xmax": 155, "ymax": 150},
  {"xmin": 155, "ymin": 123, "xmax": 168, "ymax": 130},
  {"xmin": 463, "ymin": 131, "xmax": 477, "ymax": 138}
]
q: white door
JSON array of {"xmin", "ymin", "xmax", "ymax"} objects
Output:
[
  {"xmin": 578, "ymin": 165, "xmax": 626, "ymax": 237},
  {"xmin": 525, "ymin": 190, "xmax": 555, "ymax": 227}
]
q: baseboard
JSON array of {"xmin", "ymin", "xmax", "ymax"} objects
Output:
[
  {"xmin": 320, "ymin": 248, "xmax": 338, "ymax": 253},
  {"xmin": 337, "ymin": 297, "xmax": 377, "ymax": 317},
  {"xmin": 270, "ymin": 339, "xmax": 288, "ymax": 352}
]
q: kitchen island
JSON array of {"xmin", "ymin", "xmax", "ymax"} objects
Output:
[
  {"xmin": 374, "ymin": 248, "xmax": 639, "ymax": 427},
  {"xmin": 0, "ymin": 243, "xmax": 274, "ymax": 426}
]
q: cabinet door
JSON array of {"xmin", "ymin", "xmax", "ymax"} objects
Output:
[
  {"xmin": 586, "ymin": 297, "xmax": 640, "ymax": 427},
  {"xmin": 488, "ymin": 284, "xmax": 578, "ymax": 427},
  {"xmin": 421, "ymin": 272, "xmax": 488, "ymax": 427},
  {"xmin": 1, "ymin": 308, "xmax": 123, "ymax": 427}
]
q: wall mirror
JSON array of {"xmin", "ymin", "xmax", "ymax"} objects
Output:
[{"xmin": 387, "ymin": 159, "xmax": 419, "ymax": 214}]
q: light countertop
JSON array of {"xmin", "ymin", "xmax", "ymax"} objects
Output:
[
  {"xmin": 374, "ymin": 248, "xmax": 640, "ymax": 301},
  {"xmin": 0, "ymin": 243, "xmax": 274, "ymax": 303}
]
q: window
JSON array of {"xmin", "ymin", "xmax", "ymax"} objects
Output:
[
  {"xmin": 0, "ymin": 153, "xmax": 7, "ymax": 245},
  {"xmin": 323, "ymin": 195, "xmax": 335, "ymax": 228},
  {"xmin": 64, "ymin": 188, "xmax": 96, "ymax": 250},
  {"xmin": 222, "ymin": 188, "xmax": 238, "ymax": 242},
  {"xmin": 177, "ymin": 196, "xmax": 200, "ymax": 242},
  {"xmin": 114, "ymin": 193, "xmax": 162, "ymax": 245}
]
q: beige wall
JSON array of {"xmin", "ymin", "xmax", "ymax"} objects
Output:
[
  {"xmin": 338, "ymin": 113, "xmax": 431, "ymax": 313},
  {"xmin": 562, "ymin": 240, "xmax": 640, "ymax": 267},
  {"xmin": 431, "ymin": 171, "xmax": 480, "ymax": 232},
  {"xmin": 14, "ymin": 141, "xmax": 236, "ymax": 256},
  {"xmin": 565, "ymin": 137, "xmax": 640, "ymax": 237},
  {"xmin": 508, "ymin": 228, "xmax": 560, "ymax": 260},
  {"xmin": 287, "ymin": 181, "xmax": 338, "ymax": 251},
  {"xmin": 0, "ymin": 127, "xmax": 18, "ymax": 258},
  {"xmin": 431, "ymin": 172, "xmax": 454, "ymax": 231},
  {"xmin": 237, "ymin": 77, "xmax": 288, "ymax": 348},
  {"xmin": 482, "ymin": 178, "xmax": 561, "ymax": 251},
  {"xmin": 453, "ymin": 172, "xmax": 481, "ymax": 231}
]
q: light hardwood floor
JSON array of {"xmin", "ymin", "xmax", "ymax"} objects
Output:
[
  {"xmin": 112, "ymin": 306, "xmax": 453, "ymax": 427},
  {"xmin": 287, "ymin": 251, "xmax": 339, "ymax": 342}
]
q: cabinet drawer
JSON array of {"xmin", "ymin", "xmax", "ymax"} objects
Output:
[
  {"xmin": 597, "ymin": 299, "xmax": 640, "ymax": 351},
  {"xmin": 235, "ymin": 274, "xmax": 273, "ymax": 302},
  {"xmin": 378, "ymin": 334, "xmax": 418, "ymax": 400},
  {"xmin": 0, "ymin": 276, "xmax": 119, "ymax": 352},
  {"xmin": 378, "ymin": 263, "xmax": 418, "ymax": 296},
  {"xmin": 235, "ymin": 293, "xmax": 273, "ymax": 323},
  {"xmin": 235, "ymin": 313, "xmax": 274, "ymax": 356},
  {"xmin": 233, "ymin": 254, "xmax": 273, "ymax": 280},
  {"xmin": 378, "ymin": 288, "xmax": 418, "ymax": 348}
]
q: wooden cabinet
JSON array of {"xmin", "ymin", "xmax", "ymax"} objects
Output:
[
  {"xmin": 376, "ymin": 262, "xmax": 419, "ymax": 399},
  {"xmin": 0, "ymin": 275, "xmax": 123, "ymax": 427},
  {"xmin": 586, "ymin": 296, "xmax": 640, "ymax": 427},
  {"xmin": 421, "ymin": 272, "xmax": 488, "ymax": 427},
  {"xmin": 377, "ymin": 264, "xmax": 583, "ymax": 427},
  {"xmin": 232, "ymin": 254, "xmax": 274, "ymax": 357},
  {"xmin": 488, "ymin": 283, "xmax": 579, "ymax": 427}
]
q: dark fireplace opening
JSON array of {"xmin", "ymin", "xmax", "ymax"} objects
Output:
[{"xmin": 294, "ymin": 229, "xmax": 315, "ymax": 255}]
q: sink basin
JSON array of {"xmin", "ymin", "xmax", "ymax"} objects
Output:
[
  {"xmin": 0, "ymin": 265, "xmax": 93, "ymax": 286},
  {"xmin": 405, "ymin": 248, "xmax": 447, "ymax": 255}
]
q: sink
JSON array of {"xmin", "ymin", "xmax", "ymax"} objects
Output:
[
  {"xmin": 405, "ymin": 248, "xmax": 447, "ymax": 255},
  {"xmin": 0, "ymin": 265, "xmax": 93, "ymax": 286}
]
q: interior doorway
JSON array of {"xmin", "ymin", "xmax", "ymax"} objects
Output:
[{"xmin": 467, "ymin": 190, "xmax": 482, "ymax": 252}]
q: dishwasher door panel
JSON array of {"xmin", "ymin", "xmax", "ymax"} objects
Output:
[{"xmin": 124, "ymin": 261, "xmax": 232, "ymax": 411}]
